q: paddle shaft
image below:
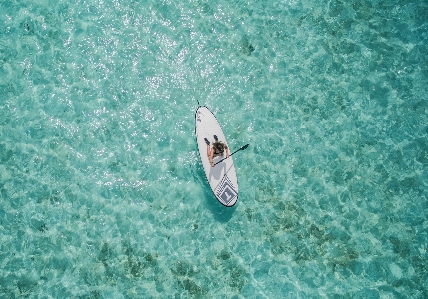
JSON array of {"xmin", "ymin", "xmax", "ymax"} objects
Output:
[{"xmin": 214, "ymin": 144, "xmax": 249, "ymax": 165}]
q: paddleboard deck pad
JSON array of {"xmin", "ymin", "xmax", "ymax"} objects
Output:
[{"xmin": 195, "ymin": 106, "xmax": 238, "ymax": 207}]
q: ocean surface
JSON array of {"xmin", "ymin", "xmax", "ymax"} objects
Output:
[{"xmin": 0, "ymin": 0, "xmax": 427, "ymax": 298}]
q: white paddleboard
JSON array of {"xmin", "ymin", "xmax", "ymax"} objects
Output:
[{"xmin": 195, "ymin": 106, "xmax": 238, "ymax": 207}]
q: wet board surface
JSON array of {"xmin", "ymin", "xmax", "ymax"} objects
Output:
[{"xmin": 195, "ymin": 106, "xmax": 238, "ymax": 207}]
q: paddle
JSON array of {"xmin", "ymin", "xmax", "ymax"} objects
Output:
[{"xmin": 214, "ymin": 144, "xmax": 249, "ymax": 165}]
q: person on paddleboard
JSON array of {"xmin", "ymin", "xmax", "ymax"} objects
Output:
[{"xmin": 204, "ymin": 135, "xmax": 229, "ymax": 167}]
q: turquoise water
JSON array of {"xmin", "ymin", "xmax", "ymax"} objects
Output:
[{"xmin": 0, "ymin": 0, "xmax": 427, "ymax": 297}]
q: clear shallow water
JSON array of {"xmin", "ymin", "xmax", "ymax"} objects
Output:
[{"xmin": 0, "ymin": 0, "xmax": 427, "ymax": 297}]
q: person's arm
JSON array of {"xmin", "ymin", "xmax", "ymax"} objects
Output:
[
  {"xmin": 226, "ymin": 146, "xmax": 229, "ymax": 158},
  {"xmin": 209, "ymin": 148, "xmax": 215, "ymax": 167}
]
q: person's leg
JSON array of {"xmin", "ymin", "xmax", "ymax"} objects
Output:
[{"xmin": 204, "ymin": 138, "xmax": 210, "ymax": 157}]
